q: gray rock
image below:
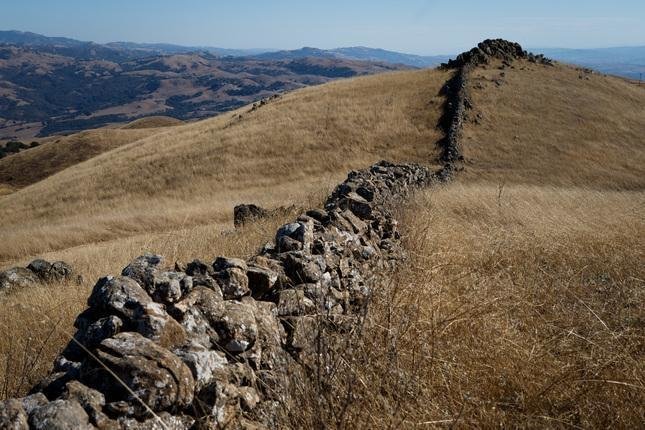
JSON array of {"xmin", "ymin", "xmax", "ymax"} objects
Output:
[
  {"xmin": 20, "ymin": 393, "xmax": 48, "ymax": 415},
  {"xmin": 87, "ymin": 332, "xmax": 195, "ymax": 417},
  {"xmin": 211, "ymin": 300, "xmax": 258, "ymax": 353},
  {"xmin": 170, "ymin": 287, "xmax": 223, "ymax": 349},
  {"xmin": 174, "ymin": 344, "xmax": 228, "ymax": 391},
  {"xmin": 29, "ymin": 399, "xmax": 92, "ymax": 430},
  {"xmin": 277, "ymin": 289, "xmax": 316, "ymax": 316},
  {"xmin": 185, "ymin": 259, "xmax": 211, "ymax": 276},
  {"xmin": 247, "ymin": 265, "xmax": 278, "ymax": 298},
  {"xmin": 151, "ymin": 271, "xmax": 184, "ymax": 303},
  {"xmin": 0, "ymin": 267, "xmax": 41, "ymax": 294},
  {"xmin": 0, "ymin": 399, "xmax": 28, "ymax": 430},
  {"xmin": 213, "ymin": 257, "xmax": 247, "ymax": 272},
  {"xmin": 87, "ymin": 276, "xmax": 152, "ymax": 320},
  {"xmin": 216, "ymin": 267, "xmax": 250, "ymax": 300},
  {"xmin": 121, "ymin": 254, "xmax": 163, "ymax": 288}
]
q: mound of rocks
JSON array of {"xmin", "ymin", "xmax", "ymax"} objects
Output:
[
  {"xmin": 0, "ymin": 259, "xmax": 76, "ymax": 296},
  {"xmin": 0, "ymin": 160, "xmax": 437, "ymax": 429},
  {"xmin": 442, "ymin": 38, "xmax": 552, "ymax": 69}
]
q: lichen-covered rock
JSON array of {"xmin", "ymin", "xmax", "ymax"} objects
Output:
[
  {"xmin": 86, "ymin": 332, "xmax": 195, "ymax": 418},
  {"xmin": 0, "ymin": 399, "xmax": 28, "ymax": 430},
  {"xmin": 170, "ymin": 287, "xmax": 223, "ymax": 349},
  {"xmin": 174, "ymin": 344, "xmax": 228, "ymax": 391},
  {"xmin": 212, "ymin": 300, "xmax": 258, "ymax": 354},
  {"xmin": 216, "ymin": 267, "xmax": 250, "ymax": 300},
  {"xmin": 87, "ymin": 276, "xmax": 152, "ymax": 320},
  {"xmin": 121, "ymin": 254, "xmax": 163, "ymax": 288},
  {"xmin": 0, "ymin": 267, "xmax": 40, "ymax": 294},
  {"xmin": 277, "ymin": 289, "xmax": 316, "ymax": 317},
  {"xmin": 29, "ymin": 399, "xmax": 92, "ymax": 430}
]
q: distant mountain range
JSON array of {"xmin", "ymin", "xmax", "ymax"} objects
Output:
[
  {"xmin": 3, "ymin": 30, "xmax": 642, "ymax": 76},
  {"xmin": 0, "ymin": 31, "xmax": 449, "ymax": 67},
  {"xmin": 538, "ymin": 47, "xmax": 645, "ymax": 80},
  {"xmin": 1, "ymin": 30, "xmax": 643, "ymax": 140},
  {"xmin": 0, "ymin": 31, "xmax": 409, "ymax": 140}
]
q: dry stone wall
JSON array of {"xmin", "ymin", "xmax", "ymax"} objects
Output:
[{"xmin": 0, "ymin": 39, "xmax": 538, "ymax": 429}]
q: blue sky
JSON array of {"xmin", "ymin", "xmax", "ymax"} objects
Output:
[{"xmin": 1, "ymin": 0, "xmax": 643, "ymax": 54}]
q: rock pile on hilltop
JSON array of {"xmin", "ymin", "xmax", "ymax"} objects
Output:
[
  {"xmin": 0, "ymin": 161, "xmax": 435, "ymax": 429},
  {"xmin": 442, "ymin": 38, "xmax": 552, "ymax": 69}
]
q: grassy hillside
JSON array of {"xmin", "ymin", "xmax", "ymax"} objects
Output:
[
  {"xmin": 287, "ymin": 60, "xmax": 644, "ymax": 428},
  {"xmin": 0, "ymin": 68, "xmax": 448, "ymax": 273},
  {"xmin": 0, "ymin": 125, "xmax": 178, "ymax": 188},
  {"xmin": 0, "ymin": 59, "xmax": 643, "ymax": 426},
  {"xmin": 461, "ymin": 61, "xmax": 645, "ymax": 188}
]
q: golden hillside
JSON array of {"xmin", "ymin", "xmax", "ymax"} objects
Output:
[
  {"xmin": 0, "ymin": 58, "xmax": 643, "ymax": 426},
  {"xmin": 0, "ymin": 69, "xmax": 448, "ymax": 273}
]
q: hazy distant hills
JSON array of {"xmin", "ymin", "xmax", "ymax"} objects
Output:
[
  {"xmin": 252, "ymin": 46, "xmax": 449, "ymax": 67},
  {"xmin": 539, "ymin": 47, "xmax": 645, "ymax": 79},
  {"xmin": 1, "ymin": 30, "xmax": 644, "ymax": 140},
  {"xmin": 0, "ymin": 32, "xmax": 408, "ymax": 139},
  {"xmin": 0, "ymin": 31, "xmax": 449, "ymax": 67}
]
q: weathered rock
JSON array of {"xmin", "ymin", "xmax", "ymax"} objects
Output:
[
  {"xmin": 282, "ymin": 252, "xmax": 325, "ymax": 284},
  {"xmin": 216, "ymin": 267, "xmax": 250, "ymax": 300},
  {"xmin": 247, "ymin": 265, "xmax": 278, "ymax": 298},
  {"xmin": 277, "ymin": 289, "xmax": 316, "ymax": 316},
  {"xmin": 0, "ymin": 267, "xmax": 41, "ymax": 294},
  {"xmin": 0, "ymin": 399, "xmax": 28, "ymax": 430},
  {"xmin": 87, "ymin": 276, "xmax": 153, "ymax": 320},
  {"xmin": 150, "ymin": 271, "xmax": 185, "ymax": 303},
  {"xmin": 174, "ymin": 344, "xmax": 228, "ymax": 391},
  {"xmin": 234, "ymin": 204, "xmax": 269, "ymax": 228},
  {"xmin": 87, "ymin": 332, "xmax": 195, "ymax": 417},
  {"xmin": 210, "ymin": 300, "xmax": 259, "ymax": 354},
  {"xmin": 62, "ymin": 381, "xmax": 110, "ymax": 428},
  {"xmin": 121, "ymin": 254, "xmax": 163, "ymax": 288},
  {"xmin": 185, "ymin": 259, "xmax": 211, "ymax": 276},
  {"xmin": 213, "ymin": 257, "xmax": 248, "ymax": 272},
  {"xmin": 117, "ymin": 412, "xmax": 195, "ymax": 429},
  {"xmin": 20, "ymin": 393, "xmax": 48, "ymax": 416},
  {"xmin": 135, "ymin": 302, "xmax": 187, "ymax": 349},
  {"xmin": 29, "ymin": 399, "xmax": 92, "ymax": 430},
  {"xmin": 170, "ymin": 287, "xmax": 223, "ymax": 349}
]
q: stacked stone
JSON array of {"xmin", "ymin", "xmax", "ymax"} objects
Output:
[
  {"xmin": 441, "ymin": 38, "xmax": 552, "ymax": 70},
  {"xmin": 0, "ymin": 160, "xmax": 433, "ymax": 429}
]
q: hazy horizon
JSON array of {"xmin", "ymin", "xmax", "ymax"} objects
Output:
[{"xmin": 1, "ymin": 0, "xmax": 644, "ymax": 56}]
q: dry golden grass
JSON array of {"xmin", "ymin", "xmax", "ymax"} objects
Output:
[
  {"xmin": 0, "ymin": 60, "xmax": 644, "ymax": 428},
  {"xmin": 462, "ymin": 60, "xmax": 645, "ymax": 188},
  {"xmin": 0, "ymin": 68, "xmax": 447, "ymax": 269},
  {"xmin": 0, "ymin": 126, "xmax": 174, "ymax": 188},
  {"xmin": 287, "ymin": 184, "xmax": 644, "ymax": 428},
  {"xmin": 121, "ymin": 115, "xmax": 184, "ymax": 129}
]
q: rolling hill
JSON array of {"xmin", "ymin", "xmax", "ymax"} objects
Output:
[
  {"xmin": 0, "ymin": 42, "xmax": 407, "ymax": 140},
  {"xmin": 0, "ymin": 42, "xmax": 643, "ymax": 427}
]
